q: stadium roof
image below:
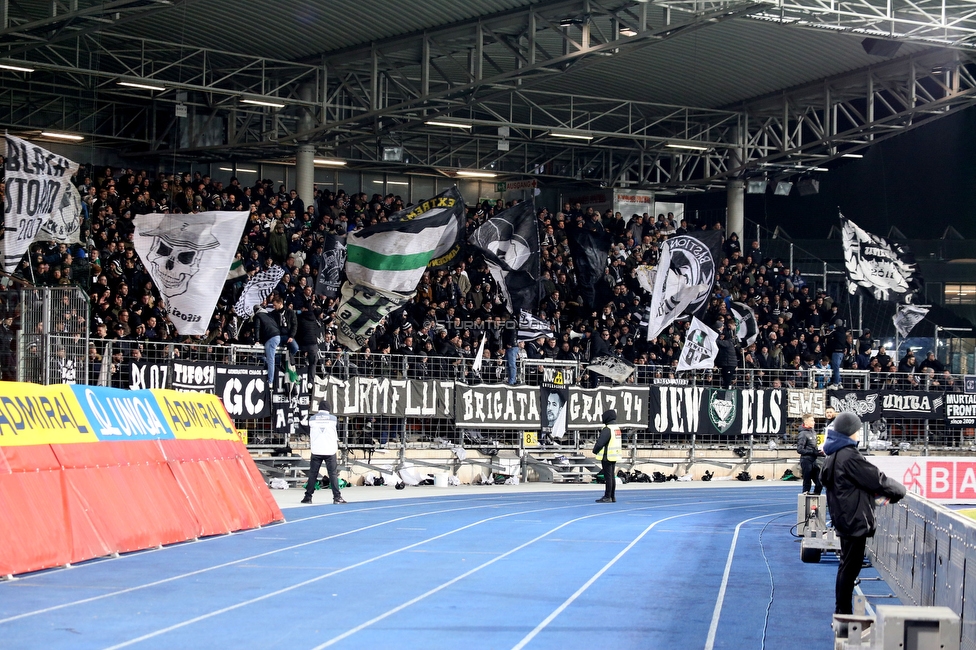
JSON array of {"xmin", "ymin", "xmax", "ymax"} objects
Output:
[{"xmin": 2, "ymin": 0, "xmax": 975, "ymax": 188}]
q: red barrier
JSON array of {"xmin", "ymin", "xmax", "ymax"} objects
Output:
[{"xmin": 0, "ymin": 440, "xmax": 283, "ymax": 577}]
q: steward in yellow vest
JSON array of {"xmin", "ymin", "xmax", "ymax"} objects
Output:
[{"xmin": 593, "ymin": 409, "xmax": 621, "ymax": 503}]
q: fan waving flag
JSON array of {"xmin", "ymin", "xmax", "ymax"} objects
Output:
[
  {"xmin": 336, "ymin": 187, "xmax": 465, "ymax": 350},
  {"xmin": 893, "ymin": 304, "xmax": 930, "ymax": 338},
  {"xmin": 1, "ymin": 134, "xmax": 81, "ymax": 273},
  {"xmin": 841, "ymin": 214, "xmax": 922, "ymax": 302},
  {"xmin": 587, "ymin": 356, "xmax": 636, "ymax": 383},
  {"xmin": 730, "ymin": 301, "xmax": 758, "ymax": 346},
  {"xmin": 646, "ymin": 231, "xmax": 722, "ymax": 340},
  {"xmin": 518, "ymin": 310, "xmax": 554, "ymax": 341},
  {"xmin": 468, "ymin": 200, "xmax": 540, "ymax": 315},
  {"xmin": 234, "ymin": 266, "xmax": 286, "ymax": 318},
  {"xmin": 566, "ymin": 221, "xmax": 613, "ymax": 310},
  {"xmin": 676, "ymin": 317, "xmax": 719, "ymax": 372},
  {"xmin": 133, "ymin": 210, "xmax": 249, "ymax": 336}
]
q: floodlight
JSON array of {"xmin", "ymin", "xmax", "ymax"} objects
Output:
[
  {"xmin": 774, "ymin": 181, "xmax": 793, "ymax": 196},
  {"xmin": 796, "ymin": 177, "xmax": 820, "ymax": 196},
  {"xmin": 746, "ymin": 179, "xmax": 768, "ymax": 194}
]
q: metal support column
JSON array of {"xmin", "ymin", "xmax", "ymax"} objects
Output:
[{"xmin": 727, "ymin": 179, "xmax": 745, "ymax": 242}]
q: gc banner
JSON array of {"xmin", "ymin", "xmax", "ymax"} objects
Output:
[
  {"xmin": 454, "ymin": 383, "xmax": 541, "ymax": 428},
  {"xmin": 568, "ymin": 387, "xmax": 649, "ymax": 429},
  {"xmin": 215, "ymin": 365, "xmax": 269, "ymax": 419}
]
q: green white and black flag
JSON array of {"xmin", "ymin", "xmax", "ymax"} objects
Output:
[
  {"xmin": 468, "ymin": 200, "xmax": 540, "ymax": 315},
  {"xmin": 676, "ymin": 316, "xmax": 718, "ymax": 372},
  {"xmin": 336, "ymin": 187, "xmax": 465, "ymax": 350}
]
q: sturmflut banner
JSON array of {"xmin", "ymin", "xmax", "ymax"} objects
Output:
[
  {"xmin": 649, "ymin": 387, "xmax": 786, "ymax": 436},
  {"xmin": 1, "ymin": 134, "xmax": 81, "ymax": 273},
  {"xmin": 312, "ymin": 376, "xmax": 454, "ymax": 418}
]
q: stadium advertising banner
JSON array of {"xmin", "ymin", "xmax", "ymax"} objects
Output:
[
  {"xmin": 868, "ymin": 456, "xmax": 976, "ymax": 504},
  {"xmin": 649, "ymin": 387, "xmax": 786, "ymax": 436},
  {"xmin": 0, "ymin": 382, "xmax": 238, "ymax": 445},
  {"xmin": 568, "ymin": 387, "xmax": 649, "ymax": 429},
  {"xmin": 454, "ymin": 383, "xmax": 541, "ymax": 428}
]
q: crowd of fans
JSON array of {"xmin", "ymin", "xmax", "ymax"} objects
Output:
[{"xmin": 0, "ymin": 162, "xmax": 954, "ymax": 390}]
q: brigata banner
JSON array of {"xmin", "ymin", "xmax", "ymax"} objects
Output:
[
  {"xmin": 312, "ymin": 376, "xmax": 454, "ymax": 418},
  {"xmin": 649, "ymin": 387, "xmax": 786, "ymax": 436},
  {"xmin": 454, "ymin": 383, "xmax": 541, "ymax": 428},
  {"xmin": 215, "ymin": 365, "xmax": 269, "ymax": 419},
  {"xmin": 568, "ymin": 386, "xmax": 648, "ymax": 429},
  {"xmin": 944, "ymin": 393, "xmax": 976, "ymax": 427}
]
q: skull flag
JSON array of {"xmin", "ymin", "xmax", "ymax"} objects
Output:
[{"xmin": 134, "ymin": 210, "xmax": 249, "ymax": 335}]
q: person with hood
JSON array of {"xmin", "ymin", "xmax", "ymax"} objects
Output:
[
  {"xmin": 296, "ymin": 307, "xmax": 325, "ymax": 385},
  {"xmin": 820, "ymin": 411, "xmax": 906, "ymax": 617},
  {"xmin": 252, "ymin": 303, "xmax": 281, "ymax": 386},
  {"xmin": 795, "ymin": 413, "xmax": 823, "ymax": 494},
  {"xmin": 593, "ymin": 409, "xmax": 622, "ymax": 503}
]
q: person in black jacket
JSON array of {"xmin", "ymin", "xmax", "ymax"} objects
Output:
[
  {"xmin": 253, "ymin": 304, "xmax": 281, "ymax": 386},
  {"xmin": 820, "ymin": 412, "xmax": 906, "ymax": 617},
  {"xmin": 296, "ymin": 308, "xmax": 324, "ymax": 385},
  {"xmin": 795, "ymin": 413, "xmax": 823, "ymax": 494},
  {"xmin": 592, "ymin": 409, "xmax": 621, "ymax": 503},
  {"xmin": 716, "ymin": 331, "xmax": 738, "ymax": 389}
]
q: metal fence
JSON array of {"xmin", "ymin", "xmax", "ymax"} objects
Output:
[{"xmin": 18, "ymin": 287, "xmax": 89, "ymax": 386}]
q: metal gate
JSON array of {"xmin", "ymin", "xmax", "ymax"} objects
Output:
[{"xmin": 18, "ymin": 287, "xmax": 90, "ymax": 385}]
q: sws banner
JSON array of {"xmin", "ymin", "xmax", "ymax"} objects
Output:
[
  {"xmin": 215, "ymin": 365, "xmax": 269, "ymax": 419},
  {"xmin": 787, "ymin": 389, "xmax": 827, "ymax": 418},
  {"xmin": 649, "ymin": 387, "xmax": 786, "ymax": 436},
  {"xmin": 454, "ymin": 383, "xmax": 541, "ymax": 428},
  {"xmin": 568, "ymin": 387, "xmax": 649, "ymax": 429},
  {"xmin": 312, "ymin": 376, "xmax": 454, "ymax": 418}
]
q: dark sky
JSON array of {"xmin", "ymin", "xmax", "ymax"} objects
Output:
[{"xmin": 686, "ymin": 104, "xmax": 976, "ymax": 239}]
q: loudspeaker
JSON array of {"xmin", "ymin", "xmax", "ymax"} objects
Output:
[
  {"xmin": 862, "ymin": 38, "xmax": 902, "ymax": 58},
  {"xmin": 796, "ymin": 178, "xmax": 819, "ymax": 196}
]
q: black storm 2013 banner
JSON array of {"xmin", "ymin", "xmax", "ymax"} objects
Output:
[{"xmin": 649, "ymin": 387, "xmax": 786, "ymax": 436}]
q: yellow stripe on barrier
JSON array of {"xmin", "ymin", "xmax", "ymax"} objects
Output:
[
  {"xmin": 153, "ymin": 390, "xmax": 238, "ymax": 441},
  {"xmin": 0, "ymin": 383, "xmax": 95, "ymax": 446}
]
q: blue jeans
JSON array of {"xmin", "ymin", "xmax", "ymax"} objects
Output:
[
  {"xmin": 263, "ymin": 336, "xmax": 300, "ymax": 385},
  {"xmin": 505, "ymin": 346, "xmax": 518, "ymax": 384},
  {"xmin": 831, "ymin": 352, "xmax": 844, "ymax": 386}
]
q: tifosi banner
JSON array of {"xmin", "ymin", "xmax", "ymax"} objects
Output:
[
  {"xmin": 171, "ymin": 360, "xmax": 216, "ymax": 392},
  {"xmin": 649, "ymin": 387, "xmax": 786, "ymax": 436},
  {"xmin": 312, "ymin": 376, "xmax": 454, "ymax": 418},
  {"xmin": 454, "ymin": 383, "xmax": 541, "ymax": 428},
  {"xmin": 215, "ymin": 365, "xmax": 269, "ymax": 419},
  {"xmin": 568, "ymin": 387, "xmax": 649, "ymax": 429},
  {"xmin": 1, "ymin": 134, "xmax": 81, "ymax": 273}
]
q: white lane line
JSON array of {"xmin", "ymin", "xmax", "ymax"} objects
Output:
[
  {"xmin": 0, "ymin": 499, "xmax": 534, "ymax": 626},
  {"xmin": 100, "ymin": 503, "xmax": 591, "ymax": 650},
  {"xmin": 510, "ymin": 504, "xmax": 776, "ymax": 650},
  {"xmin": 703, "ymin": 511, "xmax": 792, "ymax": 650}
]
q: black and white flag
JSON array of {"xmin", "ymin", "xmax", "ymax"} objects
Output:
[
  {"xmin": 565, "ymin": 221, "xmax": 613, "ymax": 309},
  {"xmin": 518, "ymin": 310, "xmax": 554, "ymax": 341},
  {"xmin": 587, "ymin": 356, "xmax": 636, "ymax": 383},
  {"xmin": 893, "ymin": 304, "xmax": 930, "ymax": 338},
  {"xmin": 134, "ymin": 210, "xmax": 250, "ymax": 335},
  {"xmin": 37, "ymin": 183, "xmax": 83, "ymax": 244},
  {"xmin": 646, "ymin": 231, "xmax": 722, "ymax": 340},
  {"xmin": 314, "ymin": 234, "xmax": 346, "ymax": 298},
  {"xmin": 841, "ymin": 214, "xmax": 922, "ymax": 302},
  {"xmin": 1, "ymin": 134, "xmax": 81, "ymax": 273},
  {"xmin": 730, "ymin": 301, "xmax": 759, "ymax": 347},
  {"xmin": 676, "ymin": 316, "xmax": 718, "ymax": 372},
  {"xmin": 468, "ymin": 200, "xmax": 540, "ymax": 315},
  {"xmin": 234, "ymin": 266, "xmax": 286, "ymax": 318}
]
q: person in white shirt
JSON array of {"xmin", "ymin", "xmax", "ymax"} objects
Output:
[{"xmin": 301, "ymin": 401, "xmax": 347, "ymax": 504}]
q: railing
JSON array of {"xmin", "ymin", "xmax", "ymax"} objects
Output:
[{"xmin": 870, "ymin": 494, "xmax": 974, "ymax": 648}]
